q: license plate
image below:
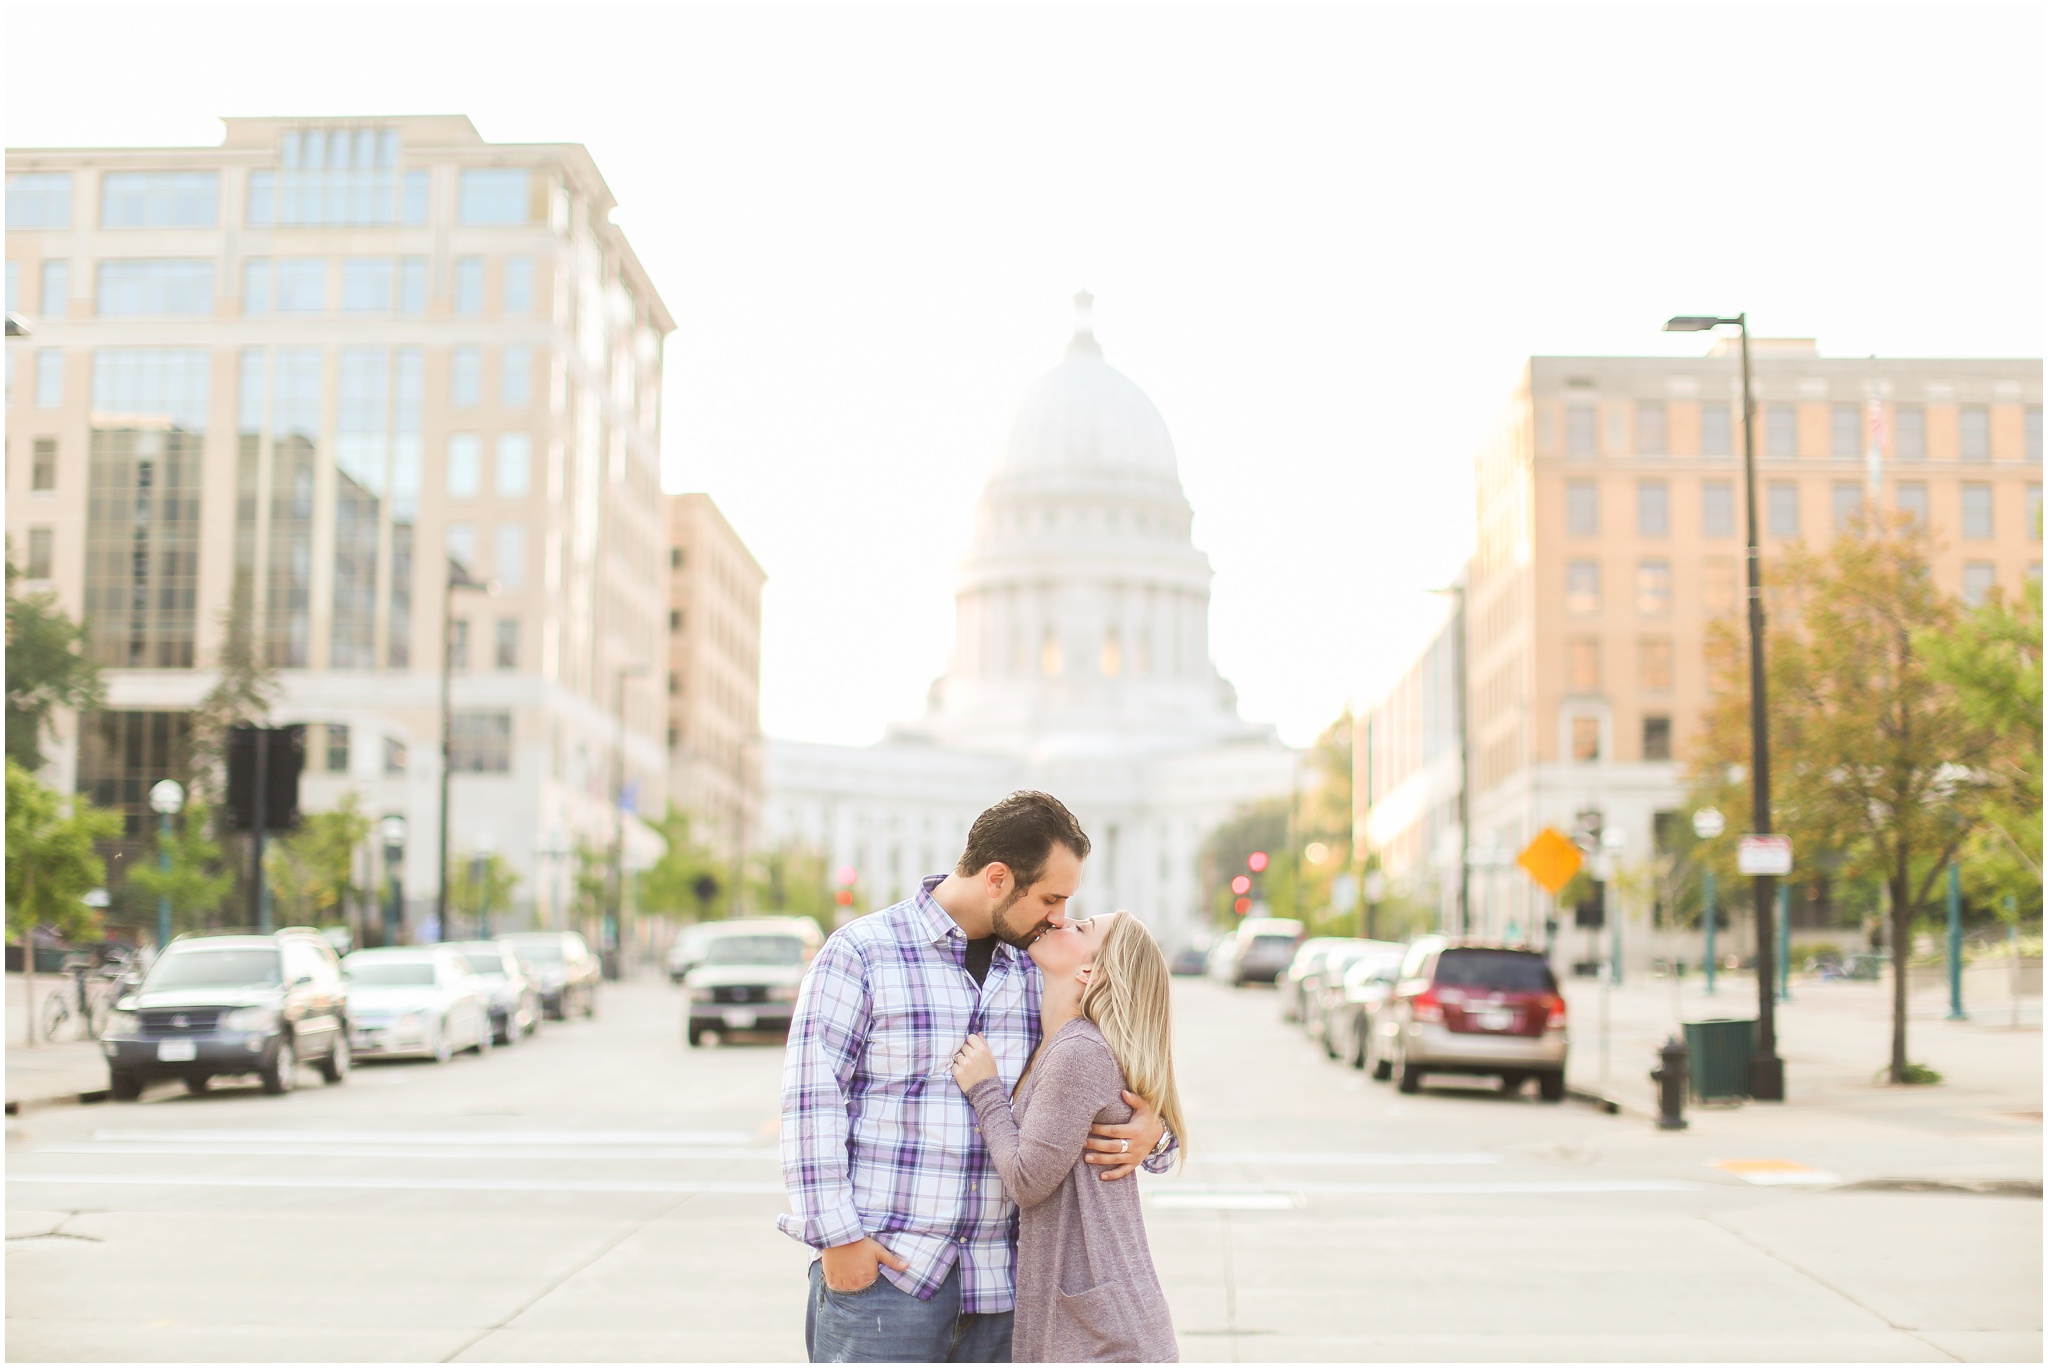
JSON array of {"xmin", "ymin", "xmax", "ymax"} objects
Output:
[
  {"xmin": 1475, "ymin": 1011, "xmax": 1514, "ymax": 1032},
  {"xmin": 722, "ymin": 1009, "xmax": 758, "ymax": 1029},
  {"xmin": 157, "ymin": 1040, "xmax": 198, "ymax": 1062}
]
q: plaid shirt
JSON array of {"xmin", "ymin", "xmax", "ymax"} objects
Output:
[{"xmin": 777, "ymin": 876, "xmax": 1174, "ymax": 1312}]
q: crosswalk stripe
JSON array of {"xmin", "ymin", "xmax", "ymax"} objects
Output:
[
  {"xmin": 1200, "ymin": 1152, "xmax": 1501, "ymax": 1166},
  {"xmin": 39, "ymin": 1143, "xmax": 778, "ymax": 1161},
  {"xmin": 1150, "ymin": 1179, "xmax": 1699, "ymax": 1196},
  {"xmin": 10, "ymin": 1173, "xmax": 787, "ymax": 1195},
  {"xmin": 87, "ymin": 1128, "xmax": 752, "ymax": 1146}
]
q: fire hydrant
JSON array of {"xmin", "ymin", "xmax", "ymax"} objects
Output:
[{"xmin": 1652, "ymin": 1035, "xmax": 1690, "ymax": 1130}]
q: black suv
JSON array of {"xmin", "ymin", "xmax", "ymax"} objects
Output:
[{"xmin": 102, "ymin": 928, "xmax": 351, "ymax": 1099}]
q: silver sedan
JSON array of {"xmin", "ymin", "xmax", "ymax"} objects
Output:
[{"xmin": 341, "ymin": 948, "xmax": 494, "ymax": 1064}]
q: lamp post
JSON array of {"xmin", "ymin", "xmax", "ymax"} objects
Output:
[
  {"xmin": 610, "ymin": 662, "xmax": 650, "ymax": 979},
  {"xmin": 147, "ymin": 781, "xmax": 185, "ymax": 953},
  {"xmin": 379, "ymin": 815, "xmax": 407, "ymax": 947},
  {"xmin": 437, "ymin": 557, "xmax": 495, "ymax": 945},
  {"xmin": 1664, "ymin": 313, "xmax": 1784, "ymax": 1100},
  {"xmin": 1692, "ymin": 807, "xmax": 1725, "ymax": 995}
]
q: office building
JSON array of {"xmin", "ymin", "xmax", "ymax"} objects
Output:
[{"xmin": 665, "ymin": 493, "xmax": 764, "ymax": 864}]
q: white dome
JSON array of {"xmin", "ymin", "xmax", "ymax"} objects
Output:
[{"xmin": 995, "ymin": 295, "xmax": 1180, "ymax": 484}]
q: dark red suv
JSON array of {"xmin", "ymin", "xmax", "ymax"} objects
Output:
[{"xmin": 1378, "ymin": 938, "xmax": 1568, "ymax": 1101}]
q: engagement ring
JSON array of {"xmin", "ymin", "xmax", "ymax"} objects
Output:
[{"xmin": 1119, "ymin": 1138, "xmax": 1129, "ymax": 1154}]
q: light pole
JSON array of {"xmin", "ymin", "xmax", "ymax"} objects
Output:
[
  {"xmin": 1665, "ymin": 313, "xmax": 1784, "ymax": 1100},
  {"xmin": 1693, "ymin": 806, "xmax": 1725, "ymax": 995},
  {"xmin": 438, "ymin": 557, "xmax": 495, "ymax": 944},
  {"xmin": 148, "ymin": 781, "xmax": 185, "ymax": 953},
  {"xmin": 610, "ymin": 663, "xmax": 650, "ymax": 978},
  {"xmin": 379, "ymin": 815, "xmax": 407, "ymax": 947}
]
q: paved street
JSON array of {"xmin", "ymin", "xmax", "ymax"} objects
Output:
[{"xmin": 6, "ymin": 973, "xmax": 2040, "ymax": 1362}]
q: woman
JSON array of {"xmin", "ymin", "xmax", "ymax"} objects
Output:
[{"xmin": 951, "ymin": 912, "xmax": 1184, "ymax": 1363}]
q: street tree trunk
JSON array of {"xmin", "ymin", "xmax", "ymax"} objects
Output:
[{"xmin": 1889, "ymin": 866, "xmax": 1911, "ymax": 1084}]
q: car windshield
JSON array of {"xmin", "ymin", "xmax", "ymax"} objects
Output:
[
  {"xmin": 460, "ymin": 952, "xmax": 505, "ymax": 975},
  {"xmin": 1251, "ymin": 935, "xmax": 1297, "ymax": 953},
  {"xmin": 345, "ymin": 961, "xmax": 438, "ymax": 986},
  {"xmin": 704, "ymin": 936, "xmax": 805, "ymax": 967},
  {"xmin": 147, "ymin": 948, "xmax": 282, "ymax": 989},
  {"xmin": 508, "ymin": 939, "xmax": 563, "ymax": 962},
  {"xmin": 1435, "ymin": 950, "xmax": 1558, "ymax": 993}
]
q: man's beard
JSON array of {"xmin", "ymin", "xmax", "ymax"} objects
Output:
[{"xmin": 987, "ymin": 883, "xmax": 1042, "ymax": 950}]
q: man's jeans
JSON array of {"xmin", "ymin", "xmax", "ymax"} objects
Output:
[{"xmin": 805, "ymin": 1260, "xmax": 1013, "ymax": 1363}]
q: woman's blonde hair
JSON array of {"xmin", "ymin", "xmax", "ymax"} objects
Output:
[{"xmin": 1079, "ymin": 914, "xmax": 1187, "ymax": 1166}]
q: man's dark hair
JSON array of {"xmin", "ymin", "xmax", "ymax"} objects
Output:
[{"xmin": 955, "ymin": 791, "xmax": 1091, "ymax": 891}]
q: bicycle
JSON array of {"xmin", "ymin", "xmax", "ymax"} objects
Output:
[{"xmin": 40, "ymin": 952, "xmax": 131, "ymax": 1042}]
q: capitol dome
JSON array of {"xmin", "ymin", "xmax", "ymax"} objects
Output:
[{"xmin": 992, "ymin": 293, "xmax": 1182, "ymax": 488}]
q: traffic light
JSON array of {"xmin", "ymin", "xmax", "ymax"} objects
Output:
[
  {"xmin": 1574, "ymin": 880, "xmax": 1607, "ymax": 930},
  {"xmin": 224, "ymin": 724, "xmax": 305, "ymax": 833},
  {"xmin": 835, "ymin": 889, "xmax": 855, "ymax": 907},
  {"xmin": 1234, "ymin": 897, "xmax": 1251, "ymax": 916},
  {"xmin": 1231, "ymin": 875, "xmax": 1251, "ymax": 896},
  {"xmin": 1247, "ymin": 851, "xmax": 1269, "ymax": 873}
]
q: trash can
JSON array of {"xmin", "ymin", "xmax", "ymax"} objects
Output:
[{"xmin": 1683, "ymin": 1018, "xmax": 1755, "ymax": 1102}]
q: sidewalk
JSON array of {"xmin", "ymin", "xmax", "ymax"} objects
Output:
[{"xmin": 4, "ymin": 972, "xmax": 113, "ymax": 1113}]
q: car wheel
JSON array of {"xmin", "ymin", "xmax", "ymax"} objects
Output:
[
  {"xmin": 432, "ymin": 1022, "xmax": 454, "ymax": 1064},
  {"xmin": 1349, "ymin": 1015, "xmax": 1369, "ymax": 1070},
  {"xmin": 582, "ymin": 988, "xmax": 596, "ymax": 1020},
  {"xmin": 474, "ymin": 1012, "xmax": 493, "ymax": 1055},
  {"xmin": 1370, "ymin": 1034, "xmax": 1393, "ymax": 1082},
  {"xmin": 1538, "ymin": 1070, "xmax": 1566, "ymax": 1103},
  {"xmin": 1501, "ymin": 1071, "xmax": 1528, "ymax": 1094},
  {"xmin": 494, "ymin": 1014, "xmax": 516, "ymax": 1047},
  {"xmin": 260, "ymin": 1036, "xmax": 298, "ymax": 1095},
  {"xmin": 687, "ymin": 1026, "xmax": 705, "ymax": 1047},
  {"xmin": 183, "ymin": 1073, "xmax": 211, "ymax": 1095},
  {"xmin": 1394, "ymin": 1039, "xmax": 1422, "ymax": 1094},
  {"xmin": 109, "ymin": 1070, "xmax": 143, "ymax": 1101}
]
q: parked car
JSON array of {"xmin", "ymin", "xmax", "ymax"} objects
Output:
[
  {"xmin": 342, "ymin": 947, "xmax": 493, "ymax": 1062},
  {"xmin": 686, "ymin": 924, "xmax": 818, "ymax": 1046},
  {"xmin": 498, "ymin": 931, "xmax": 599, "ymax": 1020},
  {"xmin": 1377, "ymin": 938, "xmax": 1569, "ymax": 1100},
  {"xmin": 1205, "ymin": 930, "xmax": 1242, "ymax": 982},
  {"xmin": 449, "ymin": 940, "xmax": 541, "ymax": 1044},
  {"xmin": 1169, "ymin": 940, "xmax": 1211, "ymax": 977},
  {"xmin": 667, "ymin": 924, "xmax": 722, "ymax": 984},
  {"xmin": 1326, "ymin": 943, "xmax": 1410, "ymax": 1067},
  {"xmin": 1277, "ymin": 938, "xmax": 1354, "ymax": 1023},
  {"xmin": 671, "ymin": 917, "xmax": 822, "ymax": 986},
  {"xmin": 1222, "ymin": 918, "xmax": 1305, "ymax": 986},
  {"xmin": 101, "ymin": 928, "xmax": 351, "ymax": 1099},
  {"xmin": 1306, "ymin": 940, "xmax": 1405, "ymax": 1053}
]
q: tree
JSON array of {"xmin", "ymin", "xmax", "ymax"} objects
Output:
[
  {"xmin": 126, "ymin": 797, "xmax": 235, "ymax": 936},
  {"xmin": 190, "ymin": 598, "xmax": 279, "ymax": 807},
  {"xmin": 637, "ymin": 807, "xmax": 733, "ymax": 921},
  {"xmin": 7, "ymin": 761, "xmax": 123, "ymax": 1045},
  {"xmin": 5, "ymin": 558, "xmax": 104, "ymax": 773},
  {"xmin": 1685, "ymin": 519, "xmax": 2005, "ymax": 1083},
  {"xmin": 1197, "ymin": 797, "xmax": 1294, "ymax": 927},
  {"xmin": 449, "ymin": 850, "xmax": 521, "ymax": 936},
  {"xmin": 264, "ymin": 794, "xmax": 370, "ymax": 930},
  {"xmin": 750, "ymin": 842, "xmax": 836, "ymax": 933}
]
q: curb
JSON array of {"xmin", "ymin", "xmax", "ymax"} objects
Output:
[
  {"xmin": 5, "ymin": 1089, "xmax": 111, "ymax": 1118},
  {"xmin": 1565, "ymin": 1086, "xmax": 1624, "ymax": 1115}
]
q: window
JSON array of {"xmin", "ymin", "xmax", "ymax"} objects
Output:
[
  {"xmin": 450, "ymin": 712, "xmax": 513, "ymax": 772},
  {"xmin": 2028, "ymin": 407, "xmax": 2043, "ymax": 462},
  {"xmin": 446, "ymin": 521, "xmax": 477, "ymax": 572},
  {"xmin": 24, "ymin": 527, "xmax": 53, "ymax": 579},
  {"xmin": 454, "ymin": 256, "xmax": 484, "ymax": 316},
  {"xmin": 449, "ymin": 618, "xmax": 471, "ymax": 670},
  {"xmin": 1768, "ymin": 481, "xmax": 1800, "ymax": 538},
  {"xmin": 34, "ymin": 350, "xmax": 63, "ymax": 408},
  {"xmin": 1566, "ymin": 637, "xmax": 1600, "ymax": 693},
  {"xmin": 341, "ymin": 257, "xmax": 394, "ymax": 312},
  {"xmin": 6, "ymin": 172, "xmax": 71, "ymax": 228},
  {"xmin": 40, "ymin": 260, "xmax": 68, "ymax": 317},
  {"xmin": 500, "ymin": 346, "xmax": 531, "ymax": 407},
  {"xmin": 1565, "ymin": 407, "xmax": 1597, "ymax": 457},
  {"xmin": 401, "ymin": 169, "xmax": 430, "ymax": 225},
  {"xmin": 1635, "ymin": 401, "xmax": 1667, "ymax": 456},
  {"xmin": 1566, "ymin": 480, "xmax": 1598, "ymax": 536},
  {"xmin": 97, "ymin": 259, "xmax": 214, "ymax": 316},
  {"xmin": 1642, "ymin": 716, "xmax": 1673, "ymax": 762},
  {"xmin": 398, "ymin": 257, "xmax": 428, "ymax": 316},
  {"xmin": 451, "ymin": 348, "xmax": 481, "ymax": 406},
  {"xmin": 274, "ymin": 258, "xmax": 327, "ymax": 312},
  {"xmin": 1636, "ymin": 559, "xmax": 1671, "ymax": 616},
  {"xmin": 1830, "ymin": 403, "xmax": 1860, "ymax": 457},
  {"xmin": 496, "ymin": 434, "xmax": 531, "ymax": 497},
  {"xmin": 494, "ymin": 523, "xmax": 526, "ymax": 590},
  {"xmin": 1832, "ymin": 482, "xmax": 1864, "ymax": 533},
  {"xmin": 669, "ymin": 670, "xmax": 682, "ymax": 695},
  {"xmin": 100, "ymin": 172, "xmax": 218, "ymax": 228},
  {"xmin": 1704, "ymin": 558, "xmax": 1737, "ymax": 615},
  {"xmin": 243, "ymin": 258, "xmax": 269, "ymax": 313},
  {"xmin": 669, "ymin": 609, "xmax": 683, "ymax": 632},
  {"xmin": 1896, "ymin": 405, "xmax": 1926, "ymax": 458},
  {"xmin": 504, "ymin": 257, "xmax": 534, "ymax": 314},
  {"xmin": 1961, "ymin": 563, "xmax": 1997, "ymax": 606},
  {"xmin": 1700, "ymin": 400, "xmax": 1732, "ymax": 457},
  {"xmin": 458, "ymin": 169, "xmax": 532, "ymax": 225},
  {"xmin": 494, "ymin": 617, "xmax": 519, "ymax": 670},
  {"xmin": 384, "ymin": 736, "xmax": 408, "ymax": 775},
  {"xmin": 1701, "ymin": 480, "xmax": 1733, "ymax": 537},
  {"xmin": 31, "ymin": 438, "xmax": 57, "ymax": 491},
  {"xmin": 446, "ymin": 435, "xmax": 482, "ymax": 498},
  {"xmin": 1960, "ymin": 483, "xmax": 1992, "ymax": 540},
  {"xmin": 1897, "ymin": 481, "xmax": 1929, "ymax": 529},
  {"xmin": 1570, "ymin": 715, "xmax": 1600, "ymax": 764},
  {"xmin": 671, "ymin": 547, "xmax": 685, "ymax": 569},
  {"xmin": 4, "ymin": 260, "xmax": 13, "ymax": 314},
  {"xmin": 2029, "ymin": 484, "xmax": 2042, "ymax": 541},
  {"xmin": 1637, "ymin": 480, "xmax": 1669, "ymax": 536},
  {"xmin": 1959, "ymin": 405, "xmax": 1990, "ymax": 461},
  {"xmin": 255, "ymin": 128, "xmax": 404, "ymax": 226},
  {"xmin": 1639, "ymin": 636, "xmax": 1673, "ymax": 692},
  {"xmin": 325, "ymin": 724, "xmax": 351, "ymax": 775},
  {"xmin": 1766, "ymin": 404, "xmax": 1796, "ymax": 457},
  {"xmin": 1565, "ymin": 561, "xmax": 1599, "ymax": 615}
]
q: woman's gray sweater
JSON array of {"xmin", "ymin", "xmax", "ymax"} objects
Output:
[{"xmin": 966, "ymin": 1018, "xmax": 1178, "ymax": 1363}]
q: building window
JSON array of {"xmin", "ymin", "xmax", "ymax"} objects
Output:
[
  {"xmin": 1961, "ymin": 563, "xmax": 1997, "ymax": 606},
  {"xmin": 1635, "ymin": 401, "xmax": 1667, "ymax": 456},
  {"xmin": 384, "ymin": 736, "xmax": 408, "ymax": 775},
  {"xmin": 446, "ymin": 522, "xmax": 477, "ymax": 574},
  {"xmin": 494, "ymin": 618, "xmax": 519, "ymax": 670},
  {"xmin": 274, "ymin": 258, "xmax": 327, "ymax": 313},
  {"xmin": 325, "ymin": 723, "xmax": 351, "ymax": 774},
  {"xmin": 496, "ymin": 434, "xmax": 531, "ymax": 497},
  {"xmin": 1566, "ymin": 479, "xmax": 1598, "ymax": 536},
  {"xmin": 6, "ymin": 172, "xmax": 72, "ymax": 229},
  {"xmin": 2027, "ymin": 407, "xmax": 2043, "ymax": 462},
  {"xmin": 669, "ymin": 671, "xmax": 681, "ymax": 696},
  {"xmin": 401, "ymin": 169, "xmax": 430, "ymax": 225},
  {"xmin": 1832, "ymin": 482, "xmax": 1864, "ymax": 534},
  {"xmin": 1040, "ymin": 626, "xmax": 1063, "ymax": 677},
  {"xmin": 454, "ymin": 256, "xmax": 485, "ymax": 316},
  {"xmin": 1636, "ymin": 479, "xmax": 1668, "ymax": 536},
  {"xmin": 249, "ymin": 128, "xmax": 405, "ymax": 227},
  {"xmin": 669, "ymin": 609, "xmax": 683, "ymax": 633},
  {"xmin": 1765, "ymin": 404, "xmax": 1796, "ymax": 457},
  {"xmin": 505, "ymin": 257, "xmax": 535, "ymax": 315},
  {"xmin": 31, "ymin": 437, "xmax": 58, "ymax": 491},
  {"xmin": 449, "ymin": 618, "xmax": 471, "ymax": 670},
  {"xmin": 1639, "ymin": 636, "xmax": 1673, "ymax": 692},
  {"xmin": 1830, "ymin": 404, "xmax": 1860, "ymax": 457},
  {"xmin": 1959, "ymin": 405, "xmax": 1990, "ymax": 461},
  {"xmin": 24, "ymin": 527, "xmax": 54, "ymax": 580},
  {"xmin": 398, "ymin": 257, "xmax": 428, "ymax": 315},
  {"xmin": 1896, "ymin": 481, "xmax": 1928, "ymax": 529},
  {"xmin": 458, "ymin": 170, "xmax": 533, "ymax": 225},
  {"xmin": 1642, "ymin": 716, "xmax": 1673, "ymax": 762},
  {"xmin": 671, "ymin": 547, "xmax": 685, "ymax": 569},
  {"xmin": 1704, "ymin": 557, "xmax": 1737, "ymax": 616},
  {"xmin": 449, "ymin": 711, "xmax": 512, "ymax": 772},
  {"xmin": 446, "ymin": 435, "xmax": 481, "ymax": 498},
  {"xmin": 1570, "ymin": 715, "xmax": 1601, "ymax": 764},
  {"xmin": 501, "ymin": 346, "xmax": 531, "ymax": 407},
  {"xmin": 1960, "ymin": 483, "xmax": 1993, "ymax": 540},
  {"xmin": 74, "ymin": 710, "xmax": 192, "ymax": 834},
  {"xmin": 1700, "ymin": 479, "xmax": 1733, "ymax": 537},
  {"xmin": 1700, "ymin": 400, "xmax": 1732, "ymax": 457},
  {"xmin": 341, "ymin": 257, "xmax": 394, "ymax": 313},
  {"xmin": 1767, "ymin": 481, "xmax": 1800, "ymax": 538},
  {"xmin": 1565, "ymin": 407, "xmax": 1597, "ymax": 457},
  {"xmin": 34, "ymin": 350, "xmax": 63, "ymax": 408},
  {"xmin": 1566, "ymin": 637, "xmax": 1600, "ymax": 693},
  {"xmin": 1565, "ymin": 560, "xmax": 1599, "ymax": 616},
  {"xmin": 2029, "ymin": 484, "xmax": 2042, "ymax": 541},
  {"xmin": 4, "ymin": 260, "xmax": 13, "ymax": 315},
  {"xmin": 100, "ymin": 171, "xmax": 217, "ymax": 228},
  {"xmin": 1636, "ymin": 559, "xmax": 1672, "ymax": 616},
  {"xmin": 493, "ymin": 524, "xmax": 526, "ymax": 590},
  {"xmin": 96, "ymin": 259, "xmax": 214, "ymax": 316},
  {"xmin": 451, "ymin": 348, "xmax": 481, "ymax": 407},
  {"xmin": 40, "ymin": 260, "xmax": 68, "ymax": 317},
  {"xmin": 1896, "ymin": 405, "xmax": 1926, "ymax": 458}
]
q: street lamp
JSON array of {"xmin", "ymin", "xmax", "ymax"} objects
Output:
[
  {"xmin": 609, "ymin": 662, "xmax": 651, "ymax": 979},
  {"xmin": 1692, "ymin": 806, "xmax": 1725, "ymax": 996},
  {"xmin": 147, "ymin": 780, "xmax": 184, "ymax": 953},
  {"xmin": 1664, "ymin": 312, "xmax": 1784, "ymax": 1101},
  {"xmin": 437, "ymin": 557, "xmax": 496, "ymax": 944},
  {"xmin": 379, "ymin": 815, "xmax": 408, "ymax": 947}
]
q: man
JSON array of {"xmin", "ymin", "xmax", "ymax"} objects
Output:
[{"xmin": 779, "ymin": 790, "xmax": 1173, "ymax": 1363}]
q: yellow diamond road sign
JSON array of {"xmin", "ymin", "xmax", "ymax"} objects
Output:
[{"xmin": 1517, "ymin": 827, "xmax": 1583, "ymax": 895}]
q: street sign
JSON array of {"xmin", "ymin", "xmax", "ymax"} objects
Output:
[
  {"xmin": 1516, "ymin": 827, "xmax": 1584, "ymax": 895},
  {"xmin": 1691, "ymin": 807, "xmax": 1725, "ymax": 840},
  {"xmin": 1738, "ymin": 834, "xmax": 1793, "ymax": 876}
]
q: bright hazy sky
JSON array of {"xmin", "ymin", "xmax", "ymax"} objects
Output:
[{"xmin": 9, "ymin": 4, "xmax": 2040, "ymax": 748}]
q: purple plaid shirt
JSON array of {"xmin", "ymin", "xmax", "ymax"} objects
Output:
[{"xmin": 777, "ymin": 876, "xmax": 1175, "ymax": 1312}]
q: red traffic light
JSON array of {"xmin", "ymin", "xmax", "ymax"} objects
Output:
[
  {"xmin": 1230, "ymin": 875, "xmax": 1252, "ymax": 896},
  {"xmin": 834, "ymin": 889, "xmax": 855, "ymax": 906},
  {"xmin": 1233, "ymin": 897, "xmax": 1251, "ymax": 916},
  {"xmin": 834, "ymin": 865, "xmax": 858, "ymax": 887},
  {"xmin": 1247, "ymin": 851, "xmax": 1269, "ymax": 873}
]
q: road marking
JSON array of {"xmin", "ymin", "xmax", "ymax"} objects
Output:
[
  {"xmin": 87, "ymin": 1128, "xmax": 753, "ymax": 1146},
  {"xmin": 1151, "ymin": 1191, "xmax": 1302, "ymax": 1210},
  {"xmin": 10, "ymin": 1173, "xmax": 788, "ymax": 1195},
  {"xmin": 39, "ymin": 1142, "xmax": 779, "ymax": 1161},
  {"xmin": 1710, "ymin": 1159, "xmax": 1843, "ymax": 1186},
  {"xmin": 1201, "ymin": 1152, "xmax": 1501, "ymax": 1166},
  {"xmin": 1149, "ymin": 1179, "xmax": 1699, "ymax": 1198}
]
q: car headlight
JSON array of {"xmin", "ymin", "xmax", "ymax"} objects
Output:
[
  {"xmin": 223, "ymin": 1006, "xmax": 277, "ymax": 1031},
  {"xmin": 690, "ymin": 986, "xmax": 716, "ymax": 1003},
  {"xmin": 102, "ymin": 1007, "xmax": 140, "ymax": 1039},
  {"xmin": 399, "ymin": 1010, "xmax": 427, "ymax": 1028}
]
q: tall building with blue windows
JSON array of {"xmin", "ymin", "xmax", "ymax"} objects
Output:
[{"xmin": 4, "ymin": 116, "xmax": 673, "ymax": 940}]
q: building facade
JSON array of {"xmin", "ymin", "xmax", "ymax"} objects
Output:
[
  {"xmin": 766, "ymin": 297, "xmax": 1297, "ymax": 945},
  {"xmin": 4, "ymin": 115, "xmax": 673, "ymax": 933},
  {"xmin": 1354, "ymin": 599, "xmax": 1465, "ymax": 932},
  {"xmin": 665, "ymin": 492, "xmax": 765, "ymax": 863}
]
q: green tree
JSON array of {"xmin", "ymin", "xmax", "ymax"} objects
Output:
[
  {"xmin": 449, "ymin": 850, "xmax": 521, "ymax": 935},
  {"xmin": 637, "ymin": 807, "xmax": 732, "ymax": 921},
  {"xmin": 7, "ymin": 761, "xmax": 123, "ymax": 1044},
  {"xmin": 5, "ymin": 558, "xmax": 105, "ymax": 773},
  {"xmin": 126, "ymin": 797, "xmax": 235, "ymax": 936},
  {"xmin": 1197, "ymin": 797, "xmax": 1295, "ymax": 928},
  {"xmin": 264, "ymin": 794, "xmax": 370, "ymax": 930},
  {"xmin": 750, "ymin": 842, "xmax": 836, "ymax": 933}
]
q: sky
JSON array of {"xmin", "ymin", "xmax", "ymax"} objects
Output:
[{"xmin": 7, "ymin": 3, "xmax": 2041, "ymax": 748}]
